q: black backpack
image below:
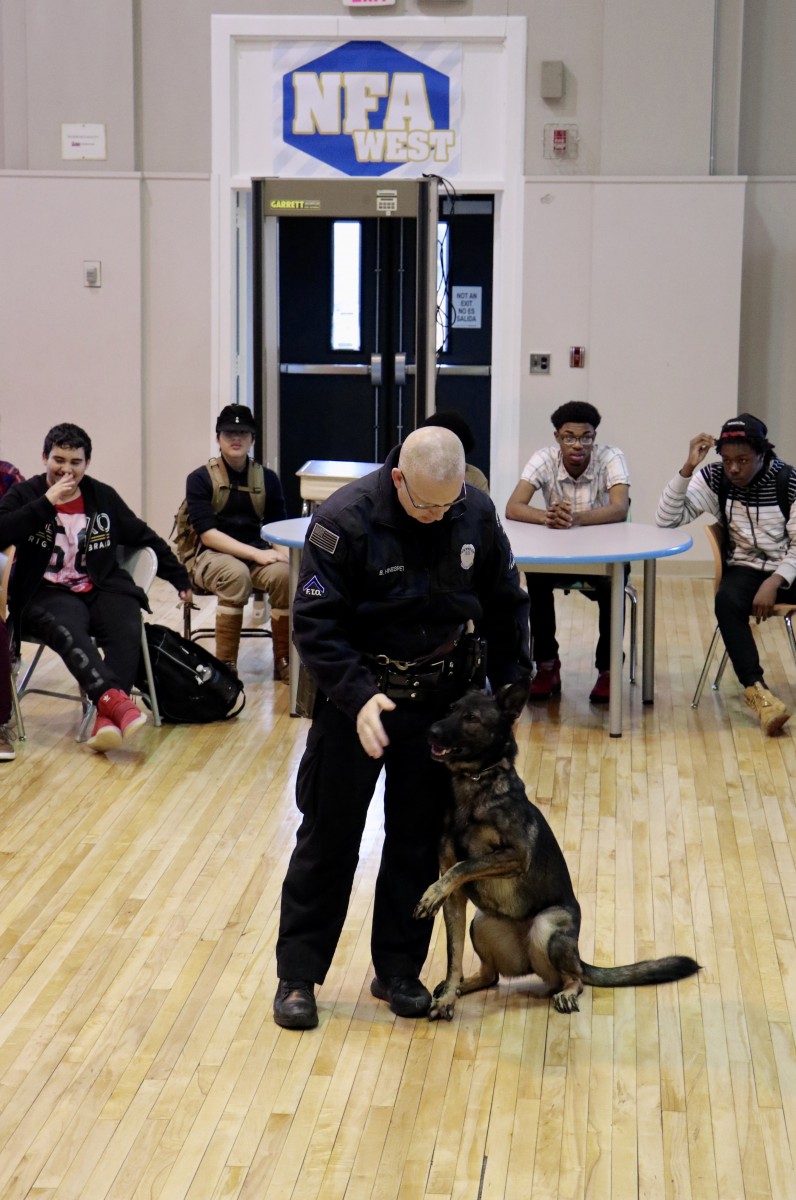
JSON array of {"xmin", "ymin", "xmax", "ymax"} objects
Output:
[{"xmin": 136, "ymin": 624, "xmax": 245, "ymax": 723}]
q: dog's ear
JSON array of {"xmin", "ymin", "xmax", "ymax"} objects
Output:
[{"xmin": 495, "ymin": 678, "xmax": 529, "ymax": 723}]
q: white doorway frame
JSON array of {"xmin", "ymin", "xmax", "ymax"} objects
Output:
[{"xmin": 211, "ymin": 14, "xmax": 527, "ymax": 494}]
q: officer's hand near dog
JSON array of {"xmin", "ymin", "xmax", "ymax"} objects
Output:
[{"xmin": 356, "ymin": 693, "xmax": 397, "ymax": 758}]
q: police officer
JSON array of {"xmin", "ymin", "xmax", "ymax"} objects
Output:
[{"xmin": 273, "ymin": 426, "xmax": 531, "ymax": 1029}]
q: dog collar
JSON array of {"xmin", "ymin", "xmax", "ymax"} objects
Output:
[{"xmin": 462, "ymin": 760, "xmax": 504, "ymax": 781}]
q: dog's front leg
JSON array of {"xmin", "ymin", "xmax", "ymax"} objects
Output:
[
  {"xmin": 428, "ymin": 890, "xmax": 468, "ymax": 1021},
  {"xmin": 414, "ymin": 849, "xmax": 523, "ymax": 919}
]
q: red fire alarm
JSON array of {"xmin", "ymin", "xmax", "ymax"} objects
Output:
[{"xmin": 570, "ymin": 346, "xmax": 585, "ymax": 368}]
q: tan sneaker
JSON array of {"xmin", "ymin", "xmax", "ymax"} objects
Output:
[{"xmin": 743, "ymin": 683, "xmax": 792, "ymax": 736}]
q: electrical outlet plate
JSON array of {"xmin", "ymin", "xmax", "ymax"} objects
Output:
[{"xmin": 530, "ymin": 353, "xmax": 550, "ymax": 374}]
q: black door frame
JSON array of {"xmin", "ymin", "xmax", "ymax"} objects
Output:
[{"xmin": 251, "ymin": 177, "xmax": 439, "ymax": 466}]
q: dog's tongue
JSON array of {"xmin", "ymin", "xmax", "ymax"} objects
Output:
[{"xmin": 430, "ymin": 743, "xmax": 451, "ymax": 758}]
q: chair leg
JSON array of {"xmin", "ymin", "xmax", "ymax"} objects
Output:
[
  {"xmin": 784, "ymin": 612, "xmax": 796, "ymax": 674},
  {"xmin": 76, "ymin": 698, "xmax": 96, "ymax": 742},
  {"xmin": 713, "ymin": 649, "xmax": 730, "ymax": 690},
  {"xmin": 139, "ymin": 621, "xmax": 162, "ymax": 727},
  {"xmin": 10, "ymin": 668, "xmax": 25, "ymax": 741},
  {"xmin": 625, "ymin": 583, "xmax": 638, "ymax": 684},
  {"xmin": 15, "ymin": 642, "xmax": 48, "ymax": 698},
  {"xmin": 692, "ymin": 626, "xmax": 722, "ymax": 708}
]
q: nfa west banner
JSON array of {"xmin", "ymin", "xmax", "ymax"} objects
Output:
[{"xmin": 273, "ymin": 39, "xmax": 462, "ymax": 178}]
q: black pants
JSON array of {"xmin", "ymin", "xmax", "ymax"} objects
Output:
[
  {"xmin": 22, "ymin": 584, "xmax": 142, "ymax": 702},
  {"xmin": 276, "ymin": 693, "xmax": 456, "ymax": 986},
  {"xmin": 526, "ymin": 572, "xmax": 622, "ymax": 672},
  {"xmin": 0, "ymin": 617, "xmax": 11, "ymax": 724},
  {"xmin": 715, "ymin": 566, "xmax": 796, "ymax": 687}
]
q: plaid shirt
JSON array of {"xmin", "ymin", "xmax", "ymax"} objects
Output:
[
  {"xmin": 520, "ymin": 444, "xmax": 630, "ymax": 513},
  {"xmin": 0, "ymin": 460, "xmax": 24, "ymax": 500}
]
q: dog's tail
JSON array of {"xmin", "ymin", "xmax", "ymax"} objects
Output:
[{"xmin": 580, "ymin": 955, "xmax": 701, "ymax": 989}]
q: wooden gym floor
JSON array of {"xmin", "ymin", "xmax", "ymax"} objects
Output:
[{"xmin": 1, "ymin": 575, "xmax": 796, "ymax": 1199}]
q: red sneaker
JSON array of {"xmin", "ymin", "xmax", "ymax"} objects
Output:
[
  {"xmin": 98, "ymin": 689, "xmax": 148, "ymax": 740},
  {"xmin": 528, "ymin": 657, "xmax": 561, "ymax": 700},
  {"xmin": 589, "ymin": 671, "xmax": 611, "ymax": 703},
  {"xmin": 85, "ymin": 714, "xmax": 123, "ymax": 753}
]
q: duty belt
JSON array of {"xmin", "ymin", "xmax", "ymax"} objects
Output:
[{"xmin": 366, "ymin": 628, "xmax": 484, "ymax": 702}]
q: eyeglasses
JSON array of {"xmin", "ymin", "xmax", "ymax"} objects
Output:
[
  {"xmin": 401, "ymin": 473, "xmax": 467, "ymax": 512},
  {"xmin": 559, "ymin": 434, "xmax": 595, "ymax": 447}
]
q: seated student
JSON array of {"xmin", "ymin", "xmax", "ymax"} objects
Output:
[
  {"xmin": 185, "ymin": 405, "xmax": 290, "ymax": 679},
  {"xmin": 656, "ymin": 414, "xmax": 796, "ymax": 735},
  {"xmin": 0, "ymin": 455, "xmax": 25, "ymax": 762},
  {"xmin": 0, "ymin": 422, "xmax": 191, "ymax": 753},
  {"xmin": 505, "ymin": 401, "xmax": 630, "ymax": 702},
  {"xmin": 421, "ymin": 410, "xmax": 490, "ymax": 493}
]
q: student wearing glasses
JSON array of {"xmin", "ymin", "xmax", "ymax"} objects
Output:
[
  {"xmin": 505, "ymin": 401, "xmax": 630, "ymax": 703},
  {"xmin": 273, "ymin": 426, "xmax": 531, "ymax": 1030}
]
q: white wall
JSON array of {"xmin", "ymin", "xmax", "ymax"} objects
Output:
[
  {"xmin": 739, "ymin": 180, "xmax": 796, "ymax": 469},
  {"xmin": 518, "ymin": 178, "xmax": 746, "ymax": 567},
  {"xmin": 141, "ymin": 176, "xmax": 213, "ymax": 539},
  {"xmin": 0, "ymin": 172, "xmax": 143, "ymax": 508}
]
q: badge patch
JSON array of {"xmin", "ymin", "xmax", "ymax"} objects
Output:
[
  {"xmin": 302, "ymin": 575, "xmax": 325, "ymax": 597},
  {"xmin": 460, "ymin": 543, "xmax": 475, "ymax": 570},
  {"xmin": 309, "ymin": 523, "xmax": 340, "ymax": 555}
]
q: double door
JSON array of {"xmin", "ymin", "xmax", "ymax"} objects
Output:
[{"xmin": 253, "ymin": 181, "xmax": 493, "ymax": 515}]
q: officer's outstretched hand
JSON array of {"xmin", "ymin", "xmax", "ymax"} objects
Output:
[{"xmin": 356, "ymin": 693, "xmax": 397, "ymax": 759}]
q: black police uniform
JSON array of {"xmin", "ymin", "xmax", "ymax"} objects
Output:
[{"xmin": 276, "ymin": 448, "xmax": 531, "ymax": 986}]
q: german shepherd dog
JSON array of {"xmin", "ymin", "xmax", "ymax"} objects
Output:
[{"xmin": 414, "ymin": 680, "xmax": 700, "ymax": 1020}]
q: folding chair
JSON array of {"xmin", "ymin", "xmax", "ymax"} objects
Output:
[
  {"xmin": 550, "ymin": 575, "xmax": 639, "ymax": 683},
  {"xmin": 182, "ymin": 583, "xmax": 272, "ymax": 647},
  {"xmin": 691, "ymin": 522, "xmax": 796, "ymax": 707},
  {"xmin": 10, "ymin": 544, "xmax": 162, "ymax": 741}
]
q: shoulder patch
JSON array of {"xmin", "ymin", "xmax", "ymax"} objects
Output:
[
  {"xmin": 302, "ymin": 575, "xmax": 325, "ymax": 597},
  {"xmin": 309, "ymin": 522, "xmax": 340, "ymax": 555}
]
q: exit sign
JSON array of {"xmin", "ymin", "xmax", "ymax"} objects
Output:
[{"xmin": 342, "ymin": 0, "xmax": 396, "ymax": 7}]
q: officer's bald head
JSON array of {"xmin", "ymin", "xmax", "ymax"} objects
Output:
[
  {"xmin": 392, "ymin": 427, "xmax": 466, "ymax": 523},
  {"xmin": 398, "ymin": 427, "xmax": 465, "ymax": 483}
]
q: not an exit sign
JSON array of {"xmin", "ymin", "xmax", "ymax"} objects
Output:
[{"xmin": 342, "ymin": 0, "xmax": 396, "ymax": 7}]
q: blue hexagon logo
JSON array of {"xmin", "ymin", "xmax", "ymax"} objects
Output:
[{"xmin": 282, "ymin": 40, "xmax": 456, "ymax": 177}]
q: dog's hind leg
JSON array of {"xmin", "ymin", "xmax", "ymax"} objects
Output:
[
  {"xmin": 530, "ymin": 909, "xmax": 584, "ymax": 1013},
  {"xmin": 459, "ymin": 912, "xmax": 532, "ymax": 995}
]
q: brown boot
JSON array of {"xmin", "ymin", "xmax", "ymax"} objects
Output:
[
  {"xmin": 215, "ymin": 604, "xmax": 243, "ymax": 671},
  {"xmin": 271, "ymin": 611, "xmax": 290, "ymax": 683}
]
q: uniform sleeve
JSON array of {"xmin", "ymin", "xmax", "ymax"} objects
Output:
[
  {"xmin": 476, "ymin": 513, "xmax": 532, "ymax": 688},
  {"xmin": 291, "ymin": 517, "xmax": 381, "ymax": 719},
  {"xmin": 185, "ymin": 466, "xmax": 216, "ymax": 536},
  {"xmin": 655, "ymin": 465, "xmax": 718, "ymax": 526}
]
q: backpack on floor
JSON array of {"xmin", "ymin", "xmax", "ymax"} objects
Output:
[{"xmin": 137, "ymin": 624, "xmax": 245, "ymax": 723}]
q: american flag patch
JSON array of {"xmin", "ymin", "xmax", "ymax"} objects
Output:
[{"xmin": 309, "ymin": 522, "xmax": 340, "ymax": 555}]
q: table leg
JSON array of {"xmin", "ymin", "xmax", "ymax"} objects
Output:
[
  {"xmin": 288, "ymin": 546, "xmax": 301, "ymax": 717},
  {"xmin": 609, "ymin": 559, "xmax": 624, "ymax": 737},
  {"xmin": 642, "ymin": 559, "xmax": 656, "ymax": 703}
]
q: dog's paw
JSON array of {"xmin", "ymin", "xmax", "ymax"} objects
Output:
[
  {"xmin": 552, "ymin": 990, "xmax": 580, "ymax": 1014},
  {"xmin": 428, "ymin": 992, "xmax": 457, "ymax": 1021},
  {"xmin": 413, "ymin": 886, "xmax": 444, "ymax": 920}
]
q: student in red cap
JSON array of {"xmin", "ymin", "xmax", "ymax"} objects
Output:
[{"xmin": 656, "ymin": 413, "xmax": 796, "ymax": 734}]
